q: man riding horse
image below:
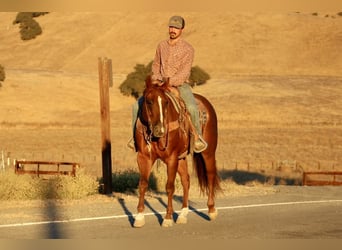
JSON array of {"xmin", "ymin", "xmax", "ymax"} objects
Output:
[{"xmin": 128, "ymin": 15, "xmax": 207, "ymax": 153}]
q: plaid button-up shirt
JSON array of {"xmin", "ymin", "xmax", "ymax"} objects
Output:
[{"xmin": 152, "ymin": 38, "xmax": 194, "ymax": 87}]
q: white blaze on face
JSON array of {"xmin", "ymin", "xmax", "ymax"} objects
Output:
[{"xmin": 157, "ymin": 95, "xmax": 164, "ymax": 133}]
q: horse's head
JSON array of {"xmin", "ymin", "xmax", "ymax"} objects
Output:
[{"xmin": 142, "ymin": 75, "xmax": 170, "ymax": 138}]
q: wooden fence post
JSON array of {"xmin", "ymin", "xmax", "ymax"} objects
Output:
[{"xmin": 98, "ymin": 57, "xmax": 113, "ymax": 194}]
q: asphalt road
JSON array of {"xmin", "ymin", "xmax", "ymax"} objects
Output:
[{"xmin": 1, "ymin": 186, "xmax": 342, "ymax": 239}]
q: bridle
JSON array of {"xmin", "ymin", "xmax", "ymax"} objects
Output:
[{"xmin": 142, "ymin": 88, "xmax": 170, "ymax": 151}]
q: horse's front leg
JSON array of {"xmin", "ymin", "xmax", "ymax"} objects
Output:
[
  {"xmin": 176, "ymin": 158, "xmax": 190, "ymax": 224},
  {"xmin": 134, "ymin": 152, "xmax": 154, "ymax": 228},
  {"xmin": 162, "ymin": 155, "xmax": 179, "ymax": 227}
]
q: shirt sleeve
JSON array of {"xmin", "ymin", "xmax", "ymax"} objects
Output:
[
  {"xmin": 169, "ymin": 45, "xmax": 194, "ymax": 87},
  {"xmin": 151, "ymin": 44, "xmax": 162, "ymax": 81}
]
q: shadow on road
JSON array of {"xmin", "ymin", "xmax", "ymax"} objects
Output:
[
  {"xmin": 156, "ymin": 195, "xmax": 210, "ymax": 221},
  {"xmin": 117, "ymin": 198, "xmax": 135, "ymax": 227},
  {"xmin": 145, "ymin": 199, "xmax": 164, "ymax": 225},
  {"xmin": 172, "ymin": 195, "xmax": 210, "ymax": 221},
  {"xmin": 44, "ymin": 182, "xmax": 65, "ymax": 239},
  {"xmin": 44, "ymin": 200, "xmax": 65, "ymax": 238},
  {"xmin": 116, "ymin": 197, "xmax": 165, "ymax": 226},
  {"xmin": 116, "ymin": 194, "xmax": 211, "ymax": 227},
  {"xmin": 219, "ymin": 169, "xmax": 301, "ymax": 185}
]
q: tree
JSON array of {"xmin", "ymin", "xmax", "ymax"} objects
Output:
[
  {"xmin": 119, "ymin": 62, "xmax": 153, "ymax": 99},
  {"xmin": 0, "ymin": 64, "xmax": 5, "ymax": 87},
  {"xmin": 13, "ymin": 12, "xmax": 48, "ymax": 41},
  {"xmin": 19, "ymin": 18, "xmax": 42, "ymax": 40},
  {"xmin": 188, "ymin": 65, "xmax": 210, "ymax": 87}
]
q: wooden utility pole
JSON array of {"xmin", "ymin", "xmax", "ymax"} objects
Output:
[{"xmin": 98, "ymin": 57, "xmax": 113, "ymax": 194}]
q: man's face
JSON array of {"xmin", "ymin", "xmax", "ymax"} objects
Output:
[{"xmin": 169, "ymin": 26, "xmax": 182, "ymax": 40}]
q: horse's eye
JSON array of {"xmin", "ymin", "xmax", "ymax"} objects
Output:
[{"xmin": 146, "ymin": 99, "xmax": 153, "ymax": 105}]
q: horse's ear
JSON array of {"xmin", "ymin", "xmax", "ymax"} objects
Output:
[
  {"xmin": 145, "ymin": 75, "xmax": 153, "ymax": 89},
  {"xmin": 162, "ymin": 77, "xmax": 170, "ymax": 88}
]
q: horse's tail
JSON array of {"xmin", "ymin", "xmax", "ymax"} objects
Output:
[{"xmin": 192, "ymin": 152, "xmax": 221, "ymax": 195}]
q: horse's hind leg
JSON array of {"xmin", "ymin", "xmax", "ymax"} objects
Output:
[
  {"xmin": 202, "ymin": 152, "xmax": 219, "ymax": 220},
  {"xmin": 176, "ymin": 158, "xmax": 190, "ymax": 224}
]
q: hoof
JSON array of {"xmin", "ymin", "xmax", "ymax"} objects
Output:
[
  {"xmin": 133, "ymin": 213, "xmax": 145, "ymax": 228},
  {"xmin": 176, "ymin": 215, "xmax": 187, "ymax": 224},
  {"xmin": 162, "ymin": 219, "xmax": 174, "ymax": 227},
  {"xmin": 176, "ymin": 207, "xmax": 189, "ymax": 224},
  {"xmin": 208, "ymin": 209, "xmax": 218, "ymax": 221}
]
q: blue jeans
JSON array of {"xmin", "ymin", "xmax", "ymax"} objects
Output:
[
  {"xmin": 178, "ymin": 84, "xmax": 201, "ymax": 134},
  {"xmin": 131, "ymin": 84, "xmax": 201, "ymax": 136}
]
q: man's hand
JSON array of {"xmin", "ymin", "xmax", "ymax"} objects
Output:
[
  {"xmin": 156, "ymin": 80, "xmax": 164, "ymax": 86},
  {"xmin": 162, "ymin": 77, "xmax": 169, "ymax": 85},
  {"xmin": 151, "ymin": 79, "xmax": 164, "ymax": 86},
  {"xmin": 151, "ymin": 77, "xmax": 170, "ymax": 87}
]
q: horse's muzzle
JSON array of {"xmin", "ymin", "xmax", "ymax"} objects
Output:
[{"xmin": 152, "ymin": 123, "xmax": 165, "ymax": 138}]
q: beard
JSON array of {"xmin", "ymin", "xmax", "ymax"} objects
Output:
[{"xmin": 169, "ymin": 32, "xmax": 177, "ymax": 39}]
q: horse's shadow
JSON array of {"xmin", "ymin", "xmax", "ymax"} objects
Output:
[
  {"xmin": 117, "ymin": 197, "xmax": 164, "ymax": 226},
  {"xmin": 117, "ymin": 198, "xmax": 135, "ymax": 227},
  {"xmin": 117, "ymin": 195, "xmax": 210, "ymax": 227},
  {"xmin": 144, "ymin": 199, "xmax": 164, "ymax": 225},
  {"xmin": 172, "ymin": 195, "xmax": 210, "ymax": 221}
]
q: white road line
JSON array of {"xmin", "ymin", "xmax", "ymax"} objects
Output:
[
  {"xmin": 215, "ymin": 199, "xmax": 342, "ymax": 210},
  {"xmin": 0, "ymin": 199, "xmax": 341, "ymax": 229}
]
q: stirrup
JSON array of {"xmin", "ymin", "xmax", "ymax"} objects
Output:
[{"xmin": 193, "ymin": 135, "xmax": 208, "ymax": 153}]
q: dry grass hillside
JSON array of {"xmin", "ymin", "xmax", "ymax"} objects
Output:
[
  {"xmin": 1, "ymin": 12, "xmax": 342, "ymax": 76},
  {"xmin": 0, "ymin": 12, "xmax": 341, "ymax": 184}
]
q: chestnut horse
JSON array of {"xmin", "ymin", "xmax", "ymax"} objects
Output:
[{"xmin": 133, "ymin": 76, "xmax": 220, "ymax": 228}]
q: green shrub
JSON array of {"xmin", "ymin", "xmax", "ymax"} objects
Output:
[
  {"xmin": 112, "ymin": 169, "xmax": 140, "ymax": 193},
  {"xmin": 119, "ymin": 61, "xmax": 210, "ymax": 99},
  {"xmin": 98, "ymin": 169, "xmax": 157, "ymax": 194},
  {"xmin": 0, "ymin": 171, "xmax": 43, "ymax": 200},
  {"xmin": 0, "ymin": 169, "xmax": 98, "ymax": 200},
  {"xmin": 13, "ymin": 12, "xmax": 48, "ymax": 41},
  {"xmin": 52, "ymin": 169, "xmax": 99, "ymax": 199},
  {"xmin": 0, "ymin": 64, "xmax": 5, "ymax": 86}
]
